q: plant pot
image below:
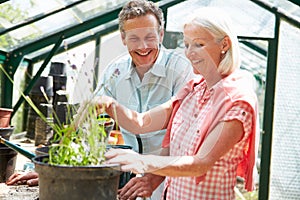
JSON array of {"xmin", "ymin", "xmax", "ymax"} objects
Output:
[
  {"xmin": 35, "ymin": 145, "xmax": 133, "ymax": 189},
  {"xmin": 35, "ymin": 146, "xmax": 49, "ymax": 157},
  {"xmin": 0, "ymin": 146, "xmax": 17, "ymax": 182},
  {"xmin": 0, "ymin": 126, "xmax": 15, "ymax": 140},
  {"xmin": 0, "ymin": 108, "xmax": 13, "ymax": 128},
  {"xmin": 30, "ymin": 76, "xmax": 54, "ymax": 97},
  {"xmin": 32, "ymin": 155, "xmax": 122, "ymax": 200},
  {"xmin": 49, "ymin": 62, "xmax": 67, "ymax": 76}
]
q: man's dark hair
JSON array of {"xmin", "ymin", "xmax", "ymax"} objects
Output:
[{"xmin": 118, "ymin": 0, "xmax": 164, "ymax": 33}]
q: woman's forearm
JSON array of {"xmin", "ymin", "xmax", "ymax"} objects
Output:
[{"xmin": 142, "ymin": 155, "xmax": 211, "ymax": 177}]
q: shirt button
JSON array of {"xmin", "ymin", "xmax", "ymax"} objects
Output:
[
  {"xmin": 242, "ymin": 111, "xmax": 246, "ymax": 116},
  {"xmin": 194, "ymin": 114, "xmax": 198, "ymax": 118}
]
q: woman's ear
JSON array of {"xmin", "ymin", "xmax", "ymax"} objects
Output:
[{"xmin": 221, "ymin": 36, "xmax": 231, "ymax": 52}]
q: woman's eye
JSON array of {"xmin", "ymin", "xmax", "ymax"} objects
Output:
[{"xmin": 195, "ymin": 43, "xmax": 204, "ymax": 48}]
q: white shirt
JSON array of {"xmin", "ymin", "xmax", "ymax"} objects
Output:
[{"xmin": 96, "ymin": 47, "xmax": 193, "ymax": 154}]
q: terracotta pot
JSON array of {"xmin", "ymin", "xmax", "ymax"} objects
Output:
[{"xmin": 0, "ymin": 108, "xmax": 13, "ymax": 128}]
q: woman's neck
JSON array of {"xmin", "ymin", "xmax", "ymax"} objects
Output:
[{"xmin": 202, "ymin": 69, "xmax": 223, "ymax": 89}]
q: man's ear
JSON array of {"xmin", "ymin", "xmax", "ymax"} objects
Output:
[
  {"xmin": 121, "ymin": 32, "xmax": 127, "ymax": 46},
  {"xmin": 159, "ymin": 29, "xmax": 164, "ymax": 44}
]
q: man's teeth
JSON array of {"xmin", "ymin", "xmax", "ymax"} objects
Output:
[{"xmin": 138, "ymin": 51, "xmax": 149, "ymax": 56}]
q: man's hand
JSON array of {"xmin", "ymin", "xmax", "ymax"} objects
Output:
[
  {"xmin": 6, "ymin": 172, "xmax": 39, "ymax": 186},
  {"xmin": 118, "ymin": 174, "xmax": 165, "ymax": 200}
]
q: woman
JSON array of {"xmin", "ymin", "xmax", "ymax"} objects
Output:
[{"xmin": 101, "ymin": 7, "xmax": 259, "ymax": 200}]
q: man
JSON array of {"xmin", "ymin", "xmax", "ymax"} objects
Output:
[
  {"xmin": 95, "ymin": 0, "xmax": 193, "ymax": 198},
  {"xmin": 97, "ymin": 0, "xmax": 192, "ymax": 155}
]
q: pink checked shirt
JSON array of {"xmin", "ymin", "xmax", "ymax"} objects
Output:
[{"xmin": 162, "ymin": 70, "xmax": 258, "ymax": 200}]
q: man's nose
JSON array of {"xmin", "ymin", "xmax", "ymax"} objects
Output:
[{"xmin": 137, "ymin": 40, "xmax": 148, "ymax": 49}]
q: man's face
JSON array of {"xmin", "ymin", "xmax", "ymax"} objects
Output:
[{"xmin": 121, "ymin": 14, "xmax": 163, "ymax": 68}]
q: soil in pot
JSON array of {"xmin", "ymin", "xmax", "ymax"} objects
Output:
[{"xmin": 32, "ymin": 155, "xmax": 122, "ymax": 200}]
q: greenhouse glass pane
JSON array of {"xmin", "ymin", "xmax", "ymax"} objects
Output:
[
  {"xmin": 269, "ymin": 20, "xmax": 300, "ymax": 199},
  {"xmin": 0, "ymin": 0, "xmax": 127, "ymax": 51},
  {"xmin": 167, "ymin": 0, "xmax": 275, "ymax": 38},
  {"xmin": 0, "ymin": 0, "xmax": 79, "ymax": 28},
  {"xmin": 25, "ymin": 19, "xmax": 119, "ymax": 60}
]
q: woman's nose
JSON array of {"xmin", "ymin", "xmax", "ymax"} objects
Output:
[{"xmin": 185, "ymin": 47, "xmax": 196, "ymax": 58}]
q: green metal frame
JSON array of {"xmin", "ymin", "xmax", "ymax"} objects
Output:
[
  {"xmin": 12, "ymin": 35, "xmax": 64, "ymax": 116},
  {"xmin": 258, "ymin": 31, "xmax": 279, "ymax": 200}
]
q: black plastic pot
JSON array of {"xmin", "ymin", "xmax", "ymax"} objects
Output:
[
  {"xmin": 0, "ymin": 146, "xmax": 17, "ymax": 182},
  {"xmin": 35, "ymin": 144, "xmax": 134, "ymax": 189},
  {"xmin": 33, "ymin": 155, "xmax": 121, "ymax": 200},
  {"xmin": 49, "ymin": 62, "xmax": 67, "ymax": 76},
  {"xmin": 0, "ymin": 126, "xmax": 14, "ymax": 140},
  {"xmin": 30, "ymin": 76, "xmax": 54, "ymax": 97},
  {"xmin": 35, "ymin": 146, "xmax": 49, "ymax": 157}
]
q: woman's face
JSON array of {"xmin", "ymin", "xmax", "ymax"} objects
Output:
[
  {"xmin": 183, "ymin": 23, "xmax": 223, "ymax": 75},
  {"xmin": 121, "ymin": 14, "xmax": 163, "ymax": 69}
]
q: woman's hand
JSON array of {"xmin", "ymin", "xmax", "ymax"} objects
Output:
[
  {"xmin": 105, "ymin": 148, "xmax": 148, "ymax": 174},
  {"xmin": 6, "ymin": 172, "xmax": 39, "ymax": 186}
]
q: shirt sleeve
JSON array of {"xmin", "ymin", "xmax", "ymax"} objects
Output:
[{"xmin": 222, "ymin": 101, "xmax": 253, "ymax": 139}]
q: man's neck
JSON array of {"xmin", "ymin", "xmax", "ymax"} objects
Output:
[{"xmin": 133, "ymin": 64, "xmax": 153, "ymax": 81}]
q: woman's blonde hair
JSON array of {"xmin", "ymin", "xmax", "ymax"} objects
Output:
[{"xmin": 185, "ymin": 7, "xmax": 241, "ymax": 75}]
